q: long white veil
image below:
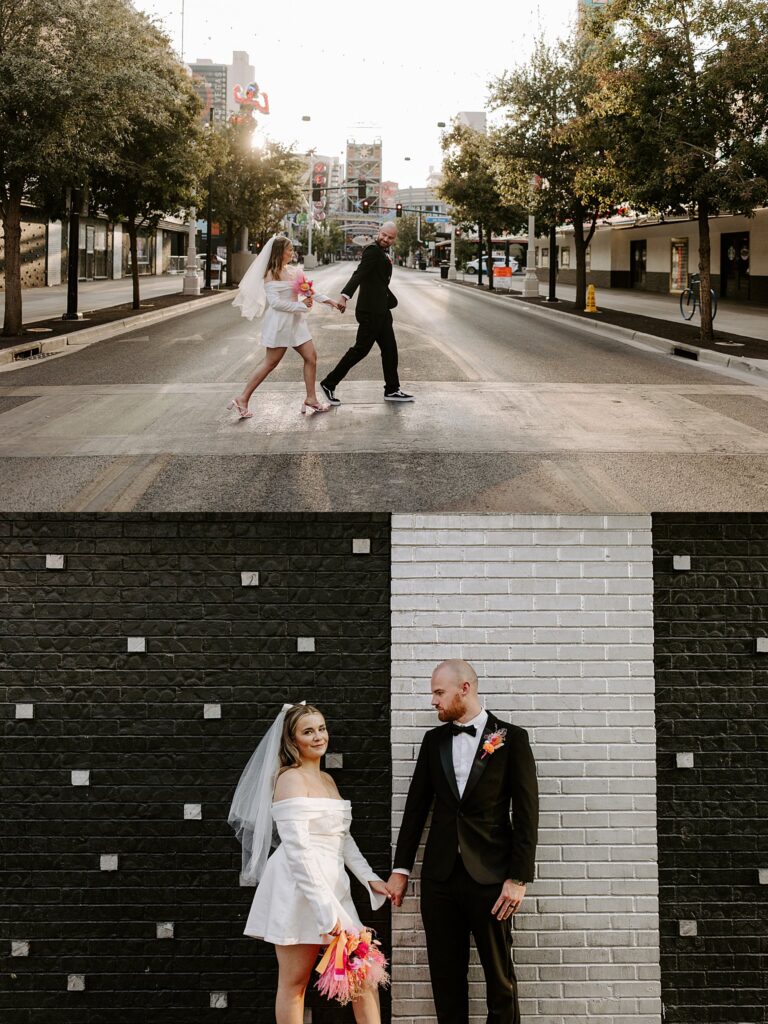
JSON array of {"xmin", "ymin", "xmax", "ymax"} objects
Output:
[
  {"xmin": 231, "ymin": 234, "xmax": 277, "ymax": 321},
  {"xmin": 228, "ymin": 701, "xmax": 304, "ymax": 883}
]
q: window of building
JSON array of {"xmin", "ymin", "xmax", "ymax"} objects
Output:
[
  {"xmin": 541, "ymin": 247, "xmax": 549, "ymax": 268},
  {"xmin": 560, "ymin": 247, "xmax": 571, "ymax": 268},
  {"xmin": 585, "ymin": 247, "xmax": 591, "ymax": 272}
]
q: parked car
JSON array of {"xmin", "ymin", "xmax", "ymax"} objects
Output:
[{"xmin": 465, "ymin": 256, "xmax": 519, "ymax": 274}]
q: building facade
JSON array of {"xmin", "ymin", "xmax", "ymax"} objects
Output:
[{"xmin": 535, "ymin": 210, "xmax": 768, "ymax": 304}]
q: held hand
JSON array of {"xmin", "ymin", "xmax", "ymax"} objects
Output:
[
  {"xmin": 337, "ymin": 297, "xmax": 347, "ymax": 313},
  {"xmin": 491, "ymin": 880, "xmax": 526, "ymax": 921},
  {"xmin": 369, "ymin": 879, "xmax": 394, "ymax": 901},
  {"xmin": 386, "ymin": 872, "xmax": 408, "ymax": 908}
]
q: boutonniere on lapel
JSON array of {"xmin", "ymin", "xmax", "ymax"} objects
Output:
[{"xmin": 481, "ymin": 728, "xmax": 507, "ymax": 759}]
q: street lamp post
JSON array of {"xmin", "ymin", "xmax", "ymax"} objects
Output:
[
  {"xmin": 447, "ymin": 222, "xmax": 457, "ymax": 280},
  {"xmin": 183, "ymin": 208, "xmax": 200, "ymax": 296},
  {"xmin": 62, "ymin": 187, "xmax": 84, "ymax": 321},
  {"xmin": 521, "ymin": 212, "xmax": 539, "ymax": 297},
  {"xmin": 204, "ymin": 106, "xmax": 214, "ymax": 290}
]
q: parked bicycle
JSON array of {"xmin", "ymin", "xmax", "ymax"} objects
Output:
[{"xmin": 680, "ymin": 273, "xmax": 718, "ymax": 321}]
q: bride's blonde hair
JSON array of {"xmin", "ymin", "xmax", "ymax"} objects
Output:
[
  {"xmin": 265, "ymin": 236, "xmax": 293, "ymax": 280},
  {"xmin": 278, "ymin": 704, "xmax": 324, "ymax": 773}
]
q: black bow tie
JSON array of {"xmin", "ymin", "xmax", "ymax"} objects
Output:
[{"xmin": 449, "ymin": 723, "xmax": 477, "ymax": 737}]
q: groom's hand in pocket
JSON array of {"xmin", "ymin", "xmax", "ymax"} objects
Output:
[
  {"xmin": 386, "ymin": 872, "xmax": 408, "ymax": 907},
  {"xmin": 492, "ymin": 880, "xmax": 526, "ymax": 920}
]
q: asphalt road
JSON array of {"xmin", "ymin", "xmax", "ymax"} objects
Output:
[{"xmin": 0, "ymin": 263, "xmax": 766, "ymax": 511}]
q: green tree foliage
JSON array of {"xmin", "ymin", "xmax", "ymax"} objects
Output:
[
  {"xmin": 438, "ymin": 122, "xmax": 526, "ymax": 288},
  {"xmin": 392, "ymin": 213, "xmax": 435, "ymax": 262},
  {"xmin": 205, "ymin": 127, "xmax": 304, "ymax": 268},
  {"xmin": 312, "ymin": 218, "xmax": 345, "ymax": 262},
  {"xmin": 0, "ymin": 0, "xmax": 151, "ymax": 334},
  {"xmin": 89, "ymin": 15, "xmax": 204, "ymax": 309},
  {"xmin": 588, "ymin": 0, "xmax": 768, "ymax": 341},
  {"xmin": 490, "ymin": 36, "xmax": 622, "ymax": 308}
]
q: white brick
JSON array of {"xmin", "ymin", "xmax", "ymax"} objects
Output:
[
  {"xmin": 391, "ymin": 516, "xmax": 658, "ymax": 1024},
  {"xmin": 67, "ymin": 975, "xmax": 85, "ymax": 991},
  {"xmin": 184, "ymin": 803, "xmax": 202, "ymax": 820},
  {"xmin": 100, "ymin": 854, "xmax": 118, "ymax": 872},
  {"xmin": 156, "ymin": 922, "xmax": 174, "ymax": 939},
  {"xmin": 203, "ymin": 704, "xmax": 222, "ymax": 719},
  {"xmin": 45, "ymin": 554, "xmax": 66, "ymax": 570},
  {"xmin": 11, "ymin": 940, "xmax": 30, "ymax": 957},
  {"xmin": 71, "ymin": 770, "xmax": 90, "ymax": 787},
  {"xmin": 127, "ymin": 636, "xmax": 146, "ymax": 653},
  {"xmin": 297, "ymin": 637, "xmax": 315, "ymax": 653},
  {"xmin": 352, "ymin": 538, "xmax": 371, "ymax": 554},
  {"xmin": 240, "ymin": 571, "xmax": 260, "ymax": 586},
  {"xmin": 210, "ymin": 992, "xmax": 228, "ymax": 1008},
  {"xmin": 15, "ymin": 704, "xmax": 34, "ymax": 719}
]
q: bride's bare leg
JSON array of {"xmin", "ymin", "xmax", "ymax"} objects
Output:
[
  {"xmin": 238, "ymin": 347, "xmax": 287, "ymax": 406},
  {"xmin": 351, "ymin": 983, "xmax": 381, "ymax": 1024},
  {"xmin": 295, "ymin": 340, "xmax": 319, "ymax": 404},
  {"xmin": 275, "ymin": 943, "xmax": 320, "ymax": 1024}
]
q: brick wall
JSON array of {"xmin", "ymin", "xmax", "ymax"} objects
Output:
[
  {"xmin": 653, "ymin": 513, "xmax": 768, "ymax": 1024},
  {"xmin": 0, "ymin": 513, "xmax": 392, "ymax": 1024},
  {"xmin": 390, "ymin": 514, "xmax": 661, "ymax": 1024}
]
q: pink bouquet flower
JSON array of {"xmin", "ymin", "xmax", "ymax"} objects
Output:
[
  {"xmin": 315, "ymin": 928, "xmax": 390, "ymax": 1005},
  {"xmin": 292, "ymin": 272, "xmax": 315, "ymax": 301}
]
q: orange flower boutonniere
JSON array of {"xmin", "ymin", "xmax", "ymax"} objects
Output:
[{"xmin": 481, "ymin": 728, "xmax": 507, "ymax": 759}]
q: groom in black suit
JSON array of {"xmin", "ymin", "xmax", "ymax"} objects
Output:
[
  {"xmin": 319, "ymin": 222, "xmax": 414, "ymax": 404},
  {"xmin": 388, "ymin": 659, "xmax": 538, "ymax": 1024}
]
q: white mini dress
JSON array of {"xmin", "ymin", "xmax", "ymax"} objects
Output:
[
  {"xmin": 261, "ymin": 281, "xmax": 331, "ymax": 349},
  {"xmin": 244, "ymin": 797, "xmax": 386, "ymax": 945}
]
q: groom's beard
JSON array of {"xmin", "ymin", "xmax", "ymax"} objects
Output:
[{"xmin": 435, "ymin": 692, "xmax": 466, "ymax": 723}]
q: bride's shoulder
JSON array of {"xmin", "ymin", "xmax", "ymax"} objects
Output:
[
  {"xmin": 273, "ymin": 767, "xmax": 307, "ymax": 802},
  {"xmin": 320, "ymin": 771, "xmax": 342, "ymax": 799}
]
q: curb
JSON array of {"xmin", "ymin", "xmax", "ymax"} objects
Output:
[
  {"xmin": 0, "ymin": 289, "xmax": 235, "ymax": 369},
  {"xmin": 438, "ymin": 277, "xmax": 768, "ymax": 383}
]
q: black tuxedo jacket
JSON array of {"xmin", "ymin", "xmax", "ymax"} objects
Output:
[
  {"xmin": 341, "ymin": 242, "xmax": 398, "ymax": 314},
  {"xmin": 393, "ymin": 713, "xmax": 538, "ymax": 885}
]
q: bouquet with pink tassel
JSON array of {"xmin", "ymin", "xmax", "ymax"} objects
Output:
[
  {"xmin": 292, "ymin": 272, "xmax": 315, "ymax": 302},
  {"xmin": 314, "ymin": 928, "xmax": 389, "ymax": 1005}
]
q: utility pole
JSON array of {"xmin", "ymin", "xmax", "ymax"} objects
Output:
[{"xmin": 204, "ymin": 106, "xmax": 214, "ymax": 290}]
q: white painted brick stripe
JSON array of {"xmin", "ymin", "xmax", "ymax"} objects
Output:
[{"xmin": 390, "ymin": 514, "xmax": 661, "ymax": 1024}]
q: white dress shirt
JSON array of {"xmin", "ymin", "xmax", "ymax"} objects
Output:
[
  {"xmin": 394, "ymin": 710, "xmax": 488, "ymax": 876},
  {"xmin": 452, "ymin": 709, "xmax": 488, "ymax": 796}
]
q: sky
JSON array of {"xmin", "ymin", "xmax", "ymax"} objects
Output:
[{"xmin": 134, "ymin": 0, "xmax": 581, "ymax": 188}]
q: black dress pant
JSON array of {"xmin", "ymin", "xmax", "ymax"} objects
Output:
[
  {"xmin": 322, "ymin": 310, "xmax": 400, "ymax": 393},
  {"xmin": 421, "ymin": 857, "xmax": 521, "ymax": 1024}
]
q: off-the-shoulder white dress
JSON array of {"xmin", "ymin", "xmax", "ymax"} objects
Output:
[
  {"xmin": 244, "ymin": 797, "xmax": 386, "ymax": 945},
  {"xmin": 261, "ymin": 281, "xmax": 331, "ymax": 348}
]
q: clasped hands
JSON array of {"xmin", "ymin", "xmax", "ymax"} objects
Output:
[
  {"xmin": 384, "ymin": 872, "xmax": 526, "ymax": 919},
  {"xmin": 301, "ymin": 296, "xmax": 347, "ymax": 312}
]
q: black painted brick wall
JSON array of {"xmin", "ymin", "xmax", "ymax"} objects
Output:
[
  {"xmin": 653, "ymin": 513, "xmax": 768, "ymax": 1024},
  {"xmin": 0, "ymin": 513, "xmax": 392, "ymax": 1024}
]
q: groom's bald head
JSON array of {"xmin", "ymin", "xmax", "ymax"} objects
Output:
[{"xmin": 431, "ymin": 659, "xmax": 481, "ymax": 722}]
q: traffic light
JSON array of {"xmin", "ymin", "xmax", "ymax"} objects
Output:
[
  {"xmin": 358, "ymin": 178, "xmax": 366, "ymax": 199},
  {"xmin": 395, "ymin": 203, "xmax": 403, "ymax": 218},
  {"xmin": 361, "ymin": 198, "xmax": 370, "ymax": 213}
]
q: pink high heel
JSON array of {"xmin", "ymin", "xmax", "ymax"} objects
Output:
[
  {"xmin": 301, "ymin": 400, "xmax": 331, "ymax": 415},
  {"xmin": 227, "ymin": 397, "xmax": 253, "ymax": 419}
]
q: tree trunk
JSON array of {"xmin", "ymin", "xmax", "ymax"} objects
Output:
[
  {"xmin": 572, "ymin": 208, "xmax": 587, "ymax": 311},
  {"xmin": 1, "ymin": 182, "xmax": 24, "ymax": 337},
  {"xmin": 226, "ymin": 221, "xmax": 236, "ymax": 288},
  {"xmin": 486, "ymin": 227, "xmax": 495, "ymax": 291},
  {"xmin": 697, "ymin": 198, "xmax": 714, "ymax": 344},
  {"xmin": 128, "ymin": 223, "xmax": 141, "ymax": 310},
  {"xmin": 477, "ymin": 222, "xmax": 484, "ymax": 287}
]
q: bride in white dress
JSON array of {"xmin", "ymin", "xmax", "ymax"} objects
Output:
[
  {"xmin": 229, "ymin": 703, "xmax": 392, "ymax": 1024},
  {"xmin": 229, "ymin": 235, "xmax": 341, "ymax": 419}
]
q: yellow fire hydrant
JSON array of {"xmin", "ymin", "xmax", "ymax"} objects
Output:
[{"xmin": 584, "ymin": 284, "xmax": 598, "ymax": 313}]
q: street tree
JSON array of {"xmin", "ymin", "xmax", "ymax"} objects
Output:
[
  {"xmin": 490, "ymin": 36, "xmax": 622, "ymax": 309},
  {"xmin": 392, "ymin": 213, "xmax": 436, "ymax": 263},
  {"xmin": 0, "ymin": 0, "xmax": 147, "ymax": 335},
  {"xmin": 438, "ymin": 122, "xmax": 526, "ymax": 288},
  {"xmin": 89, "ymin": 16, "xmax": 204, "ymax": 309},
  {"xmin": 589, "ymin": 0, "xmax": 768, "ymax": 342},
  {"xmin": 206, "ymin": 129, "xmax": 304, "ymax": 266}
]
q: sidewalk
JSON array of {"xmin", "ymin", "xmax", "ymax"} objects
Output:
[
  {"xmin": 449, "ymin": 269, "xmax": 768, "ymax": 342},
  {"xmin": 0, "ymin": 275, "xmax": 191, "ymax": 324}
]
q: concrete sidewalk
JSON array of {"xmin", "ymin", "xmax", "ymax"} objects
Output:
[
  {"xmin": 0, "ymin": 275, "xmax": 195, "ymax": 324},
  {"xmin": 451, "ymin": 270, "xmax": 768, "ymax": 342}
]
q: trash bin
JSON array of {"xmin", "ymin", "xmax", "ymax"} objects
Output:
[
  {"xmin": 440, "ymin": 262, "xmax": 449, "ymax": 280},
  {"xmin": 419, "ymin": 259, "xmax": 427, "ymax": 271}
]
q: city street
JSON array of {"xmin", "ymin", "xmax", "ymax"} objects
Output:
[{"xmin": 0, "ymin": 263, "xmax": 766, "ymax": 511}]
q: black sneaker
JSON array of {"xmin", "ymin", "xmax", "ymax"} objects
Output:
[
  {"xmin": 384, "ymin": 389, "xmax": 415, "ymax": 402},
  {"xmin": 320, "ymin": 382, "xmax": 340, "ymax": 406}
]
